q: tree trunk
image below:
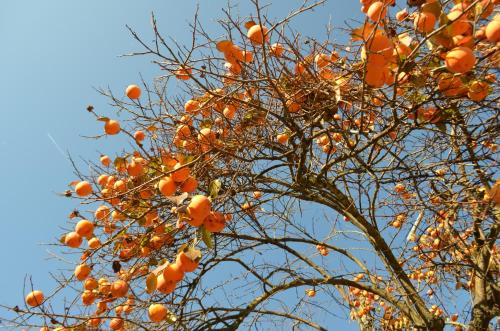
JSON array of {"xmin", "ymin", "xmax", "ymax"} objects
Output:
[
  {"xmin": 468, "ymin": 246, "xmax": 500, "ymax": 331},
  {"xmin": 469, "ymin": 304, "xmax": 495, "ymax": 331}
]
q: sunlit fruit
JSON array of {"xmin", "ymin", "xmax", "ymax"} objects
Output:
[
  {"xmin": 180, "ymin": 176, "xmax": 198, "ymax": 193},
  {"xmin": 104, "ymin": 119, "xmax": 121, "ymax": 135},
  {"xmin": 204, "ymin": 211, "xmax": 226, "ymax": 232},
  {"xmin": 127, "ymin": 158, "xmax": 144, "ymax": 177},
  {"xmin": 176, "ymin": 247, "xmax": 202, "ymax": 272},
  {"xmin": 126, "ymin": 85, "xmax": 141, "ymax": 99},
  {"xmin": 198, "ymin": 127, "xmax": 216, "ymax": 147},
  {"xmin": 75, "ymin": 219, "xmax": 94, "ymax": 238},
  {"xmin": 184, "ymin": 99, "xmax": 200, "ymax": 113},
  {"xmin": 366, "ymin": 33, "xmax": 393, "ymax": 60},
  {"xmin": 148, "ymin": 303, "xmax": 168, "ymax": 322},
  {"xmin": 64, "ymin": 231, "xmax": 83, "ymax": 248},
  {"xmin": 81, "ymin": 290, "xmax": 95, "ymax": 305},
  {"xmin": 176, "ymin": 124, "xmax": 191, "ymax": 140},
  {"xmin": 109, "ymin": 318, "xmax": 124, "ymax": 330},
  {"xmin": 171, "ymin": 163, "xmax": 190, "ymax": 182},
  {"xmin": 485, "ymin": 19, "xmax": 500, "ymax": 42},
  {"xmin": 74, "ymin": 264, "xmax": 91, "ymax": 281},
  {"xmin": 187, "ymin": 195, "xmax": 211, "ymax": 221},
  {"xmin": 277, "ymin": 133, "xmax": 289, "ymax": 144},
  {"xmin": 134, "ymin": 130, "xmax": 145, "ymax": 142},
  {"xmin": 270, "ymin": 43, "xmax": 284, "ymax": 57},
  {"xmin": 447, "ymin": 10, "xmax": 470, "ymax": 36},
  {"xmin": 94, "ymin": 205, "xmax": 110, "ymax": 221},
  {"xmin": 84, "ymin": 277, "xmax": 98, "ymax": 291},
  {"xmin": 247, "ymin": 24, "xmax": 269, "ymax": 45},
  {"xmin": 159, "ymin": 176, "xmax": 177, "ymax": 197},
  {"xmin": 223, "ymin": 104, "xmax": 237, "ymax": 120},
  {"xmin": 162, "ymin": 262, "xmax": 185, "ymax": 282},
  {"xmin": 396, "ymin": 8, "xmax": 408, "ymax": 21},
  {"xmin": 467, "ymin": 80, "xmax": 489, "ymax": 101},
  {"xmin": 75, "ymin": 181, "xmax": 92, "ymax": 197},
  {"xmin": 306, "ymin": 289, "xmax": 316, "ymax": 297},
  {"xmin": 175, "ymin": 66, "xmax": 192, "ymax": 80},
  {"xmin": 113, "ymin": 179, "xmax": 127, "ymax": 193},
  {"xmin": 414, "ymin": 12, "xmax": 436, "ymax": 33},
  {"xmin": 367, "ymin": 1, "xmax": 387, "ymax": 22},
  {"xmin": 110, "ymin": 280, "xmax": 129, "ymax": 298},
  {"xmin": 100, "ymin": 155, "xmax": 111, "ymax": 167},
  {"xmin": 156, "ymin": 274, "xmax": 176, "ymax": 294},
  {"xmin": 26, "ymin": 290, "xmax": 44, "ymax": 307},
  {"xmin": 88, "ymin": 237, "xmax": 101, "ymax": 249},
  {"xmin": 314, "ymin": 53, "xmax": 331, "ymax": 68},
  {"xmin": 445, "ymin": 46, "xmax": 476, "ymax": 73}
]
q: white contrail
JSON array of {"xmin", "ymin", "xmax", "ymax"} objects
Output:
[
  {"xmin": 47, "ymin": 132, "xmax": 67, "ymax": 159},
  {"xmin": 407, "ymin": 209, "xmax": 424, "ymax": 242}
]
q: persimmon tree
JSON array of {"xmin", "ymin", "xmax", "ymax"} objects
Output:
[{"xmin": 2, "ymin": 0, "xmax": 499, "ymax": 330}]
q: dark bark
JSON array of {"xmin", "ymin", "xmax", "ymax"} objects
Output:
[
  {"xmin": 414, "ymin": 319, "xmax": 445, "ymax": 331},
  {"xmin": 469, "ymin": 304, "xmax": 498, "ymax": 331}
]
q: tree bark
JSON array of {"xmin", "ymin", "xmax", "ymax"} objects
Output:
[
  {"xmin": 468, "ymin": 246, "xmax": 500, "ymax": 331},
  {"xmin": 469, "ymin": 304, "xmax": 497, "ymax": 331}
]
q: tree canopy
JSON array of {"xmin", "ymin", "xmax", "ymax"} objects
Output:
[{"xmin": 2, "ymin": 0, "xmax": 499, "ymax": 330}]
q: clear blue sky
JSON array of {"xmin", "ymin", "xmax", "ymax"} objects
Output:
[{"xmin": 0, "ymin": 1, "xmax": 363, "ymax": 329}]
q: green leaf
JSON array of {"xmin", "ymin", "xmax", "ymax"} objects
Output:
[
  {"xmin": 209, "ymin": 179, "xmax": 222, "ymax": 199},
  {"xmin": 148, "ymin": 257, "xmax": 158, "ymax": 266},
  {"xmin": 140, "ymin": 236, "xmax": 150, "ymax": 247},
  {"xmin": 492, "ymin": 205, "xmax": 500, "ymax": 219},
  {"xmin": 113, "ymin": 242, "xmax": 122, "ymax": 255},
  {"xmin": 474, "ymin": 3, "xmax": 484, "ymax": 19},
  {"xmin": 333, "ymin": 84, "xmax": 341, "ymax": 103},
  {"xmin": 137, "ymin": 217, "xmax": 146, "ymax": 226},
  {"xmin": 243, "ymin": 111, "xmax": 253, "ymax": 121},
  {"xmin": 114, "ymin": 156, "xmax": 127, "ymax": 169},
  {"xmin": 116, "ymin": 227, "xmax": 127, "ymax": 237},
  {"xmin": 199, "ymin": 119, "xmax": 213, "ymax": 129},
  {"xmin": 435, "ymin": 122, "xmax": 447, "ymax": 133},
  {"xmin": 442, "ymin": 107, "xmax": 456, "ymax": 117},
  {"xmin": 147, "ymin": 157, "xmax": 162, "ymax": 169},
  {"xmin": 166, "ymin": 192, "xmax": 189, "ymax": 206},
  {"xmin": 164, "ymin": 224, "xmax": 175, "ymax": 235},
  {"xmin": 145, "ymin": 273, "xmax": 157, "ymax": 294},
  {"xmin": 97, "ymin": 116, "xmax": 110, "ymax": 122},
  {"xmin": 438, "ymin": 12, "xmax": 449, "ymax": 28},
  {"xmin": 183, "ymin": 155, "xmax": 195, "ymax": 164},
  {"xmin": 166, "ymin": 311, "xmax": 178, "ymax": 324},
  {"xmin": 199, "ymin": 226, "xmax": 214, "ymax": 249},
  {"xmin": 421, "ymin": 1, "xmax": 441, "ymax": 18},
  {"xmin": 411, "ymin": 75, "xmax": 426, "ymax": 88}
]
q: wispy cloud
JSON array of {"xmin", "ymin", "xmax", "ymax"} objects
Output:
[{"xmin": 47, "ymin": 132, "xmax": 67, "ymax": 159}]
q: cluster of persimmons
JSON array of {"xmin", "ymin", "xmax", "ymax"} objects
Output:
[{"xmin": 21, "ymin": 0, "xmax": 499, "ymax": 330}]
